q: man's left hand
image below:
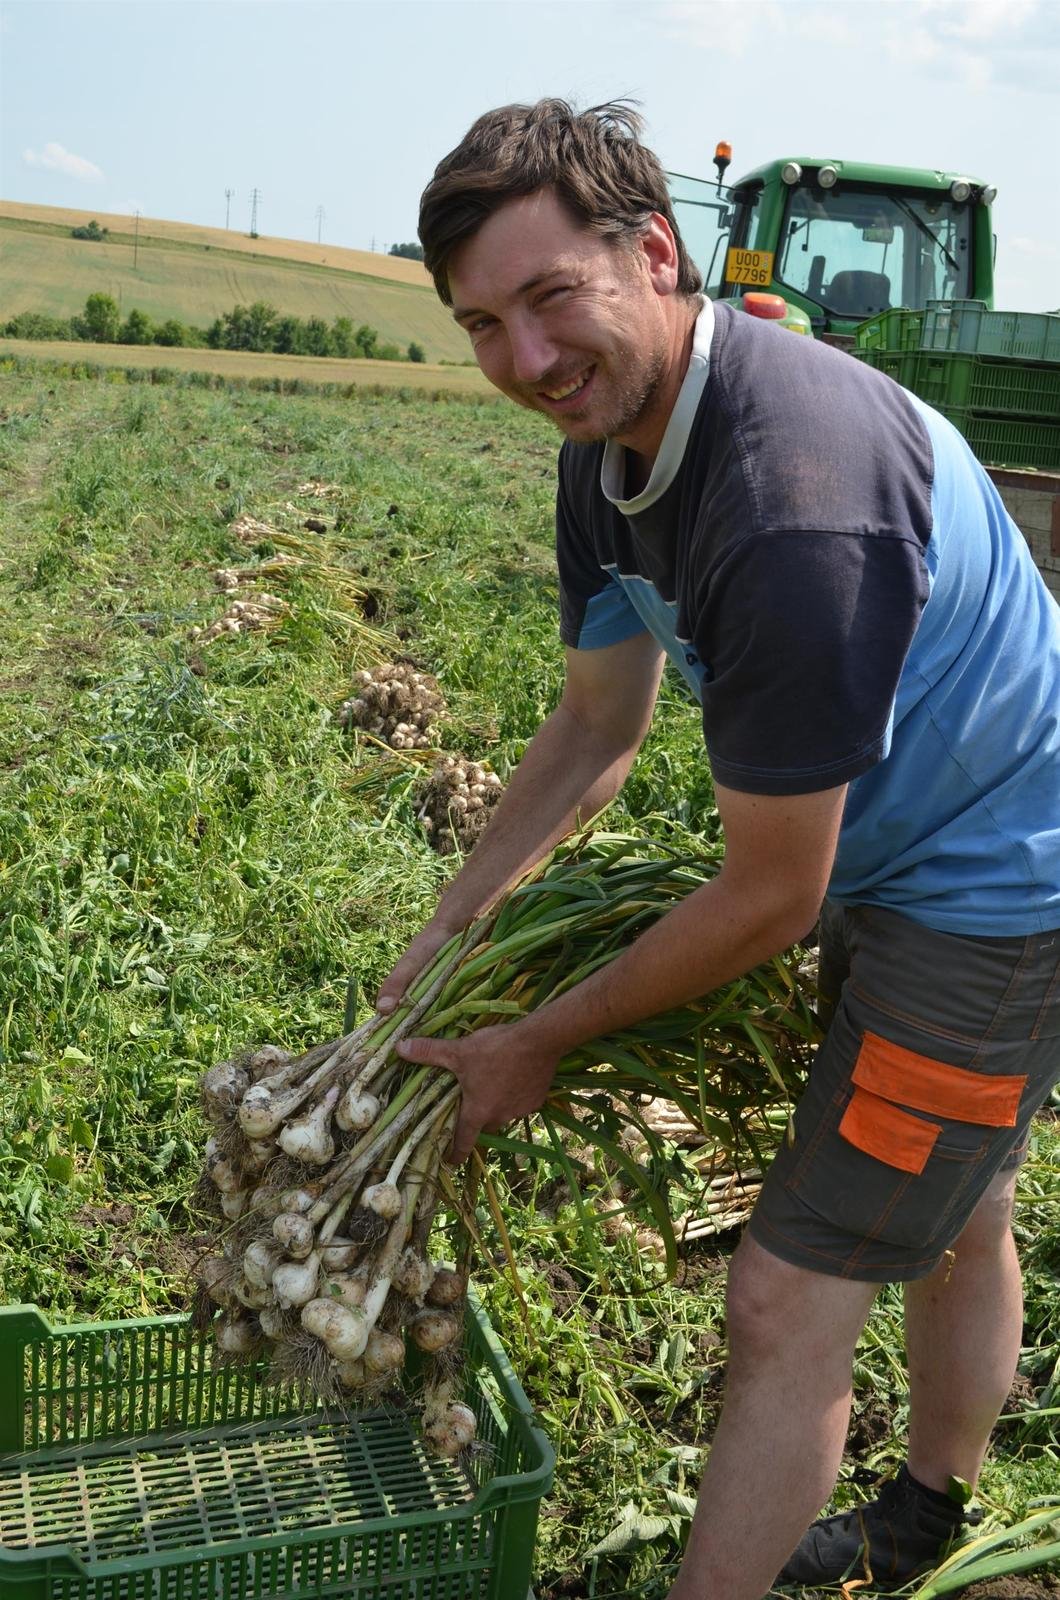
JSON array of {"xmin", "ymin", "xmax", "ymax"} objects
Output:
[{"xmin": 396, "ymin": 1022, "xmax": 559, "ymax": 1163}]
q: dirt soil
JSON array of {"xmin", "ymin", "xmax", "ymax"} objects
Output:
[{"xmin": 956, "ymin": 1581, "xmax": 1060, "ymax": 1598}]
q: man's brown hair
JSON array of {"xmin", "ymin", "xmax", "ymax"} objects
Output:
[{"xmin": 418, "ymin": 98, "xmax": 703, "ymax": 306}]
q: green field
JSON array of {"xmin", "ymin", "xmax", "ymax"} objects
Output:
[
  {"xmin": 0, "ymin": 335, "xmax": 494, "ymax": 394},
  {"xmin": 0, "ymin": 208, "xmax": 470, "ymax": 362},
  {"xmin": 1, "ymin": 356, "xmax": 1057, "ymax": 1598}
]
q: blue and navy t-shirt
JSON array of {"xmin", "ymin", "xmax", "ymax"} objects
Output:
[{"xmin": 556, "ymin": 298, "xmax": 1060, "ymax": 936}]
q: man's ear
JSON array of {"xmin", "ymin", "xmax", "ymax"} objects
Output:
[{"xmin": 638, "ymin": 213, "xmax": 681, "ymax": 297}]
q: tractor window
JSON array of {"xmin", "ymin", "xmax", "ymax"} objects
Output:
[
  {"xmin": 668, "ymin": 172, "xmax": 758, "ymax": 297},
  {"xmin": 777, "ymin": 186, "xmax": 973, "ymax": 319}
]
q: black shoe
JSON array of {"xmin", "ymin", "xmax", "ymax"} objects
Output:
[{"xmin": 776, "ymin": 1465, "xmax": 971, "ymax": 1590}]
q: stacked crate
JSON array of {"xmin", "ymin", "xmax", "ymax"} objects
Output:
[{"xmin": 854, "ymin": 300, "xmax": 1060, "ymax": 472}]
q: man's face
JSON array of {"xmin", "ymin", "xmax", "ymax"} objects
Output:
[{"xmin": 447, "ymin": 188, "xmax": 676, "ymax": 446}]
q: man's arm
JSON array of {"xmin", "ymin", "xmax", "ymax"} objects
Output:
[
  {"xmin": 399, "ymin": 778, "xmax": 848, "ymax": 1159},
  {"xmin": 376, "ymin": 631, "xmax": 665, "ymax": 1011}
]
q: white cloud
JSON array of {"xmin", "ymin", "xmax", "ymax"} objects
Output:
[
  {"xmin": 658, "ymin": 1, "xmax": 788, "ymax": 56},
  {"xmin": 22, "ymin": 142, "xmax": 104, "ymax": 182},
  {"xmin": 1008, "ymin": 235, "xmax": 1060, "ymax": 259},
  {"xmin": 917, "ymin": 0, "xmax": 1038, "ymax": 40}
]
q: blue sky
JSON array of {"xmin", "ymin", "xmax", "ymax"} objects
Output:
[{"xmin": 2, "ymin": 0, "xmax": 1058, "ymax": 310}]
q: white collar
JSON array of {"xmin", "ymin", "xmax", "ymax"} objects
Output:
[{"xmin": 600, "ymin": 297, "xmax": 715, "ymax": 514}]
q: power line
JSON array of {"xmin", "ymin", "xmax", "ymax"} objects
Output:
[{"xmin": 225, "ymin": 188, "xmax": 235, "ymax": 229}]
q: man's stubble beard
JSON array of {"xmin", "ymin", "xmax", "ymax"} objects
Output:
[{"xmin": 546, "ymin": 336, "xmax": 671, "ymax": 445}]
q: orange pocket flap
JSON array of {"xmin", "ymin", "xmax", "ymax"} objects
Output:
[
  {"xmin": 853, "ymin": 1031, "xmax": 1025, "ymax": 1128},
  {"xmin": 839, "ymin": 1086, "xmax": 942, "ymax": 1175}
]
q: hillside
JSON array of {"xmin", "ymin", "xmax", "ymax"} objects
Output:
[{"xmin": 0, "ymin": 200, "xmax": 469, "ymax": 363}]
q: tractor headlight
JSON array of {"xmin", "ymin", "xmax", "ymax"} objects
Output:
[
  {"xmin": 817, "ymin": 165, "xmax": 839, "ymax": 189},
  {"xmin": 781, "ymin": 161, "xmax": 802, "ymax": 186},
  {"xmin": 950, "ymin": 178, "xmax": 972, "ymax": 203},
  {"xmin": 980, "ymin": 183, "xmax": 998, "ymax": 205}
]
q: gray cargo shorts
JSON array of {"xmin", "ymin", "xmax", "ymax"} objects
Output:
[{"xmin": 748, "ymin": 901, "xmax": 1060, "ymax": 1282}]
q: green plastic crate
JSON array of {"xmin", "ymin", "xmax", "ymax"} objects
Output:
[
  {"xmin": 921, "ymin": 300, "xmax": 1060, "ymax": 364},
  {"xmin": 942, "ymin": 410, "xmax": 1060, "ymax": 471},
  {"xmin": 854, "ymin": 308, "xmax": 924, "ymax": 354},
  {"xmin": 858, "ymin": 349, "xmax": 1060, "ymax": 421},
  {"xmin": 0, "ymin": 1299, "xmax": 554, "ymax": 1600}
]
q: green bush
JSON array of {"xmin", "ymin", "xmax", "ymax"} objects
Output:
[
  {"xmin": 3, "ymin": 311, "xmax": 78, "ymax": 340},
  {"xmin": 407, "ymin": 341, "xmax": 427, "ymax": 363},
  {"xmin": 70, "ymin": 220, "xmax": 109, "ymax": 242},
  {"xmin": 153, "ymin": 319, "xmax": 187, "ymax": 348},
  {"xmin": 119, "ymin": 309, "xmax": 154, "ymax": 346}
]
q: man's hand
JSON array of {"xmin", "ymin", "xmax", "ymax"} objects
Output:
[
  {"xmin": 375, "ymin": 917, "xmax": 460, "ymax": 1015},
  {"xmin": 396, "ymin": 1022, "xmax": 559, "ymax": 1163}
]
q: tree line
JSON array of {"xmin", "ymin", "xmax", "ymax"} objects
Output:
[{"xmin": 4, "ymin": 294, "xmax": 428, "ymax": 363}]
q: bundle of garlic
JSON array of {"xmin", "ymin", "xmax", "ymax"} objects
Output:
[
  {"xmin": 190, "ymin": 594, "xmax": 288, "ymax": 645},
  {"xmin": 192, "ymin": 831, "xmax": 818, "ymax": 1456},
  {"xmin": 337, "ymin": 661, "xmax": 446, "ymax": 749},
  {"xmin": 213, "ymin": 552, "xmax": 300, "ymax": 593},
  {"xmin": 415, "ymin": 756, "xmax": 504, "ymax": 856}
]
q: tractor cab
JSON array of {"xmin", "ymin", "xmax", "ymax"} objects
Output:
[{"xmin": 668, "ymin": 150, "xmax": 997, "ymax": 341}]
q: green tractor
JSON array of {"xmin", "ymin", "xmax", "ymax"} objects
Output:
[{"xmin": 669, "ymin": 145, "xmax": 998, "ymax": 343}]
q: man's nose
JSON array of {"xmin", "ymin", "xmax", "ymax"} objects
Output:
[{"xmin": 507, "ymin": 317, "xmax": 559, "ymax": 385}]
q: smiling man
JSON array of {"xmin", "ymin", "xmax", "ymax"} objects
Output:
[{"xmin": 376, "ymin": 101, "xmax": 1060, "ymax": 1598}]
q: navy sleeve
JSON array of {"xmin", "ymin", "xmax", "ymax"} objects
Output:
[
  {"xmin": 696, "ymin": 529, "xmax": 929, "ymax": 794},
  {"xmin": 556, "ymin": 451, "xmax": 647, "ymax": 651}
]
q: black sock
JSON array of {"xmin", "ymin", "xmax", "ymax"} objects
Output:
[{"xmin": 903, "ymin": 1464, "xmax": 966, "ymax": 1515}]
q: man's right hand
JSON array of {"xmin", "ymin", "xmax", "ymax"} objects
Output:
[{"xmin": 375, "ymin": 917, "xmax": 461, "ymax": 1015}]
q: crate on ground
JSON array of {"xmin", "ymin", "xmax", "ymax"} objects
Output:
[
  {"xmin": 861, "ymin": 349, "xmax": 1060, "ymax": 421},
  {"xmin": 942, "ymin": 411, "xmax": 1060, "ymax": 472},
  {"xmin": 0, "ymin": 1298, "xmax": 554, "ymax": 1600},
  {"xmin": 921, "ymin": 300, "xmax": 1060, "ymax": 364},
  {"xmin": 854, "ymin": 308, "xmax": 924, "ymax": 354}
]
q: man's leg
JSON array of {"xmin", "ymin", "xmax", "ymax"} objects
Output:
[
  {"xmin": 904, "ymin": 1167, "xmax": 1023, "ymax": 1492},
  {"xmin": 666, "ymin": 1234, "xmax": 878, "ymax": 1600}
]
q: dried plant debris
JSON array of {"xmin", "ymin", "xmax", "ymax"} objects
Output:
[
  {"xmin": 337, "ymin": 662, "xmax": 446, "ymax": 749},
  {"xmin": 296, "ymin": 480, "xmax": 342, "ymax": 499},
  {"xmin": 416, "ymin": 756, "xmax": 504, "ymax": 856},
  {"xmin": 190, "ymin": 594, "xmax": 288, "ymax": 645}
]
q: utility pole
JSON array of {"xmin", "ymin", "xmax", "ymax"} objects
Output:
[
  {"xmin": 225, "ymin": 188, "xmax": 234, "ymax": 229},
  {"xmin": 370, "ymin": 235, "xmax": 376, "ymax": 253},
  {"xmin": 133, "ymin": 209, "xmax": 141, "ymax": 270},
  {"xmin": 250, "ymin": 188, "xmax": 261, "ymax": 238},
  {"xmin": 315, "ymin": 205, "xmax": 325, "ymax": 244}
]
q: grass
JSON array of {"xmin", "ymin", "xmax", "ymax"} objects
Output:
[
  {"xmin": 0, "ymin": 355, "xmax": 1055, "ymax": 1598},
  {"xmin": 0, "ymin": 205, "xmax": 468, "ymax": 362}
]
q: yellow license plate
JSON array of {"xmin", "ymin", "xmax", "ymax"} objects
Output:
[{"xmin": 725, "ymin": 247, "xmax": 775, "ymax": 287}]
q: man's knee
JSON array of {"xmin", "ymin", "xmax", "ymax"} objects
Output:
[
  {"xmin": 723, "ymin": 1236, "xmax": 878, "ymax": 1386},
  {"xmin": 952, "ymin": 1167, "xmax": 1018, "ymax": 1255}
]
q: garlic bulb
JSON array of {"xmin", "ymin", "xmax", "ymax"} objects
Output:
[{"xmin": 278, "ymin": 1086, "xmax": 339, "ymax": 1165}]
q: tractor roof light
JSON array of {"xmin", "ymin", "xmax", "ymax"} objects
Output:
[
  {"xmin": 950, "ymin": 178, "xmax": 973, "ymax": 203},
  {"xmin": 817, "ymin": 164, "xmax": 839, "ymax": 189},
  {"xmin": 980, "ymin": 183, "xmax": 998, "ymax": 205},
  {"xmin": 781, "ymin": 161, "xmax": 802, "ymax": 185}
]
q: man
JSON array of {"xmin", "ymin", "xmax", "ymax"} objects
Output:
[{"xmin": 377, "ymin": 100, "xmax": 1060, "ymax": 1598}]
